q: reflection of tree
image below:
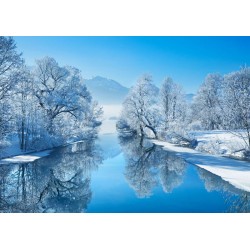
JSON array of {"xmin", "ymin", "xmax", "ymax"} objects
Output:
[
  {"xmin": 226, "ymin": 193, "xmax": 250, "ymax": 213},
  {"xmin": 197, "ymin": 167, "xmax": 238, "ymax": 193},
  {"xmin": 124, "ymin": 143, "xmax": 158, "ymax": 198},
  {"xmin": 197, "ymin": 167, "xmax": 250, "ymax": 212},
  {"xmin": 119, "ymin": 136, "xmax": 186, "ymax": 198},
  {"xmin": 0, "ymin": 138, "xmax": 103, "ymax": 213},
  {"xmin": 0, "ymin": 162, "xmax": 42, "ymax": 212},
  {"xmin": 38, "ymin": 169, "xmax": 91, "ymax": 213}
]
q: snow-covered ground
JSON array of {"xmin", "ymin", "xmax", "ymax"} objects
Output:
[
  {"xmin": 100, "ymin": 105, "xmax": 122, "ymax": 134},
  {"xmin": 152, "ymin": 139, "xmax": 250, "ymax": 193},
  {"xmin": 0, "ymin": 105, "xmax": 122, "ymax": 163},
  {"xmin": 0, "ymin": 150, "xmax": 52, "ymax": 164},
  {"xmin": 0, "ymin": 136, "xmax": 24, "ymax": 159},
  {"xmin": 0, "ymin": 132, "xmax": 54, "ymax": 163},
  {"xmin": 192, "ymin": 130, "xmax": 247, "ymax": 158}
]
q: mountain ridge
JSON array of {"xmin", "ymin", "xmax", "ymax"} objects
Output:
[{"xmin": 84, "ymin": 76, "xmax": 129, "ymax": 105}]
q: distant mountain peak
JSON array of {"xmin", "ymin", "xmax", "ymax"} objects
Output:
[{"xmin": 84, "ymin": 76, "xmax": 129, "ymax": 105}]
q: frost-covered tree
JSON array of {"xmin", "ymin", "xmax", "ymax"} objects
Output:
[
  {"xmin": 0, "ymin": 37, "xmax": 23, "ymax": 101},
  {"xmin": 158, "ymin": 77, "xmax": 195, "ymax": 146},
  {"xmin": 32, "ymin": 57, "xmax": 102, "ymax": 147},
  {"xmin": 13, "ymin": 66, "xmax": 38, "ymax": 150},
  {"xmin": 191, "ymin": 73, "xmax": 223, "ymax": 130},
  {"xmin": 160, "ymin": 77, "xmax": 187, "ymax": 129},
  {"xmin": 0, "ymin": 36, "xmax": 23, "ymax": 143},
  {"xmin": 222, "ymin": 67, "xmax": 250, "ymax": 148},
  {"xmin": 119, "ymin": 74, "xmax": 160, "ymax": 138}
]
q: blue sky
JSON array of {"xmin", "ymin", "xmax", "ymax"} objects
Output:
[{"xmin": 14, "ymin": 36, "xmax": 250, "ymax": 93}]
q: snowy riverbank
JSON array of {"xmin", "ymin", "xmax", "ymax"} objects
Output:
[
  {"xmin": 152, "ymin": 139, "xmax": 250, "ymax": 193},
  {"xmin": 192, "ymin": 130, "xmax": 248, "ymax": 158},
  {"xmin": 0, "ymin": 104, "xmax": 121, "ymax": 164},
  {"xmin": 0, "ymin": 138, "xmax": 50, "ymax": 163},
  {"xmin": 0, "ymin": 150, "xmax": 52, "ymax": 164}
]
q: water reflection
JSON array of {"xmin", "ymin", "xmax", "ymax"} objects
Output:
[
  {"xmin": 0, "ymin": 139, "xmax": 103, "ymax": 212},
  {"xmin": 197, "ymin": 167, "xmax": 250, "ymax": 212},
  {"xmin": 119, "ymin": 136, "xmax": 250, "ymax": 212},
  {"xmin": 119, "ymin": 136, "xmax": 186, "ymax": 198},
  {"xmin": 1, "ymin": 134, "xmax": 250, "ymax": 212}
]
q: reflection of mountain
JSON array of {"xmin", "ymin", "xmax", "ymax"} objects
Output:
[
  {"xmin": 119, "ymin": 136, "xmax": 186, "ymax": 198},
  {"xmin": 197, "ymin": 167, "xmax": 250, "ymax": 212},
  {"xmin": 0, "ymin": 139, "xmax": 103, "ymax": 213},
  {"xmin": 85, "ymin": 76, "xmax": 129, "ymax": 105}
]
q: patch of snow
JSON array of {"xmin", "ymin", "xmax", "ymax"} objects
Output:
[
  {"xmin": 0, "ymin": 135, "xmax": 24, "ymax": 159},
  {"xmin": 151, "ymin": 139, "xmax": 250, "ymax": 193},
  {"xmin": 0, "ymin": 150, "xmax": 52, "ymax": 164},
  {"xmin": 192, "ymin": 130, "xmax": 246, "ymax": 157}
]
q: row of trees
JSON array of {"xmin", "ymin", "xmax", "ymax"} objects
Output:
[
  {"xmin": 118, "ymin": 74, "xmax": 191, "ymax": 144},
  {"xmin": 0, "ymin": 37, "xmax": 102, "ymax": 154},
  {"xmin": 118, "ymin": 66, "xmax": 250, "ymax": 149},
  {"xmin": 192, "ymin": 68, "xmax": 250, "ymax": 148}
]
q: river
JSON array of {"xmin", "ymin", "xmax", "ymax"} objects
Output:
[{"xmin": 0, "ymin": 133, "xmax": 249, "ymax": 212}]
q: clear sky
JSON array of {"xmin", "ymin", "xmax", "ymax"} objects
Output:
[{"xmin": 14, "ymin": 36, "xmax": 250, "ymax": 94}]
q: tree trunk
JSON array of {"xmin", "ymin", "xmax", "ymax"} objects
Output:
[
  {"xmin": 21, "ymin": 119, "xmax": 25, "ymax": 150},
  {"xmin": 145, "ymin": 124, "xmax": 158, "ymax": 139}
]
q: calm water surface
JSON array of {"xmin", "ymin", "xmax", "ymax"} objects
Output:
[{"xmin": 0, "ymin": 134, "xmax": 249, "ymax": 212}]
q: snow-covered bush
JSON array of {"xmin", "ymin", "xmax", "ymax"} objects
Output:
[
  {"xmin": 116, "ymin": 118, "xmax": 136, "ymax": 138},
  {"xmin": 187, "ymin": 120, "xmax": 203, "ymax": 131},
  {"xmin": 195, "ymin": 139, "xmax": 226, "ymax": 155},
  {"xmin": 158, "ymin": 121, "xmax": 197, "ymax": 148}
]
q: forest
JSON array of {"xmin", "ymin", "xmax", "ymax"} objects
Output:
[
  {"xmin": 1, "ymin": 35, "xmax": 250, "ymax": 161},
  {"xmin": 0, "ymin": 36, "xmax": 102, "ymax": 156},
  {"xmin": 117, "ymin": 67, "xmax": 250, "ymax": 158}
]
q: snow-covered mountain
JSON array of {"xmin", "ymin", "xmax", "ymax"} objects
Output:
[{"xmin": 84, "ymin": 76, "xmax": 129, "ymax": 105}]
